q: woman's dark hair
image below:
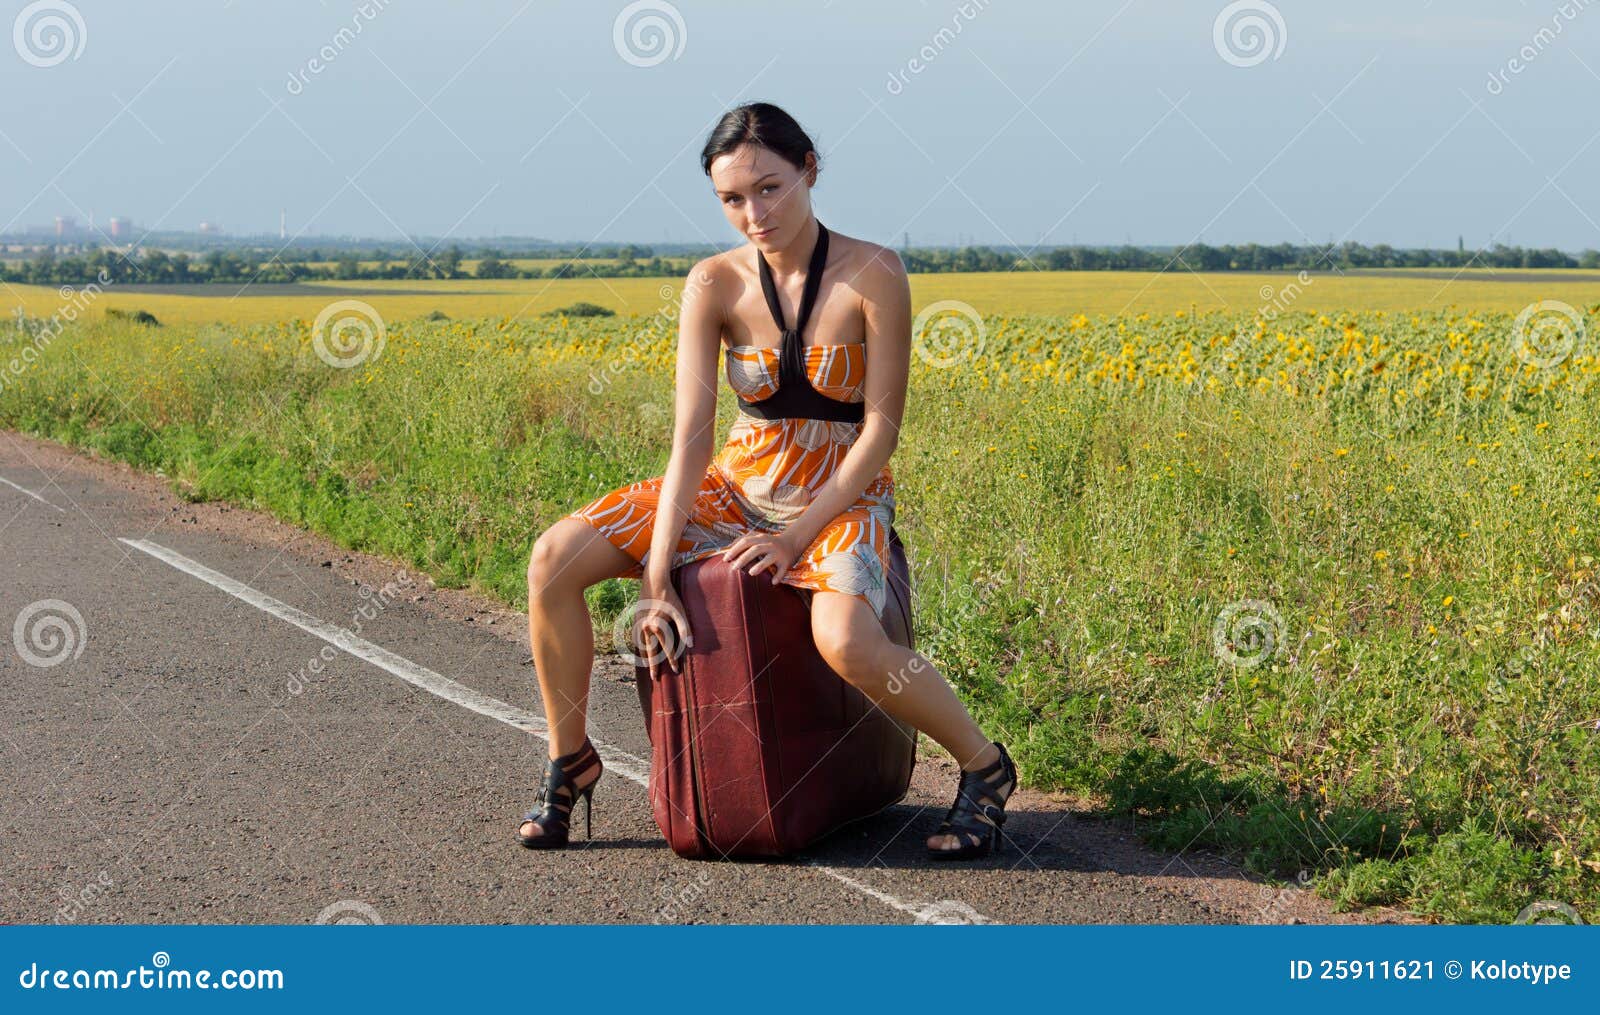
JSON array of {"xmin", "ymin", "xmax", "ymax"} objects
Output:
[{"xmin": 700, "ymin": 102, "xmax": 820, "ymax": 178}]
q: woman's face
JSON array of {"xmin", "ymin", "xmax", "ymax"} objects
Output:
[{"xmin": 709, "ymin": 142, "xmax": 815, "ymax": 251}]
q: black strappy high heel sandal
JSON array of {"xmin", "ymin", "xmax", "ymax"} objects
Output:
[
  {"xmin": 927, "ymin": 740, "xmax": 1017, "ymax": 861},
  {"xmin": 515, "ymin": 736, "xmax": 603, "ymax": 849}
]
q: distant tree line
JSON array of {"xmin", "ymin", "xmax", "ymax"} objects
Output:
[
  {"xmin": 908, "ymin": 241, "xmax": 1600, "ymax": 273},
  {"xmin": 4, "ymin": 240, "xmax": 1597, "ymax": 286},
  {"xmin": 0, "ymin": 245, "xmax": 683, "ymax": 286}
]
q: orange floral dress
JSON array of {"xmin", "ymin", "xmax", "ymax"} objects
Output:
[{"xmin": 566, "ymin": 340, "xmax": 896, "ymax": 618}]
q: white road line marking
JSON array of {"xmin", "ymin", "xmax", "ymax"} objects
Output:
[
  {"xmin": 0, "ymin": 474, "xmax": 66, "ymax": 512},
  {"xmin": 118, "ymin": 537, "xmax": 951, "ymax": 923}
]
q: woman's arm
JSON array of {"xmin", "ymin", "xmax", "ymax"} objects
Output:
[
  {"xmin": 642, "ymin": 260, "xmax": 725, "ymax": 589},
  {"xmin": 777, "ymin": 246, "xmax": 911, "ymax": 555}
]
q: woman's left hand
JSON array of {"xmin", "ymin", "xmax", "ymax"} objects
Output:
[{"xmin": 722, "ymin": 528, "xmax": 803, "ymax": 584}]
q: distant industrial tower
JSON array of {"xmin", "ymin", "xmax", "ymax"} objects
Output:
[{"xmin": 280, "ymin": 209, "xmax": 286, "ymax": 240}]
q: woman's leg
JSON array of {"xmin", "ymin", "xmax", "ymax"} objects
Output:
[
  {"xmin": 809, "ymin": 590, "xmax": 1012, "ymax": 852},
  {"xmin": 520, "ymin": 516, "xmax": 638, "ymax": 838}
]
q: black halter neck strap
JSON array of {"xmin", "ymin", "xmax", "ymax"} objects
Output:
[
  {"xmin": 758, "ymin": 221, "xmax": 829, "ymax": 391},
  {"xmin": 738, "ymin": 221, "xmax": 864, "ymax": 423}
]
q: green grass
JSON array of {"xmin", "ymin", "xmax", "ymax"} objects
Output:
[{"xmin": 2, "ymin": 304, "xmax": 1597, "ymax": 923}]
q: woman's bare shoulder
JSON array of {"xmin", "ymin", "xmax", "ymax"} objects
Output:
[
  {"xmin": 827, "ymin": 230, "xmax": 907, "ymax": 306},
  {"xmin": 680, "ymin": 250, "xmax": 739, "ymax": 323},
  {"xmin": 829, "ymin": 230, "xmax": 905, "ymax": 280},
  {"xmin": 687, "ymin": 248, "xmax": 738, "ymax": 285}
]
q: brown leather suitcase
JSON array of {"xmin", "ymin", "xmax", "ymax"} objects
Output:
[{"xmin": 632, "ymin": 526, "xmax": 917, "ymax": 859}]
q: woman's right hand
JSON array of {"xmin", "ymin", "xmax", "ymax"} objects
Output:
[{"xmin": 634, "ymin": 575, "xmax": 693, "ymax": 680}]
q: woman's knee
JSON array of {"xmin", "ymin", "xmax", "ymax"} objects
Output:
[
  {"xmin": 528, "ymin": 517, "xmax": 633, "ymax": 606},
  {"xmin": 527, "ymin": 522, "xmax": 581, "ymax": 604},
  {"xmin": 814, "ymin": 615, "xmax": 890, "ymax": 687}
]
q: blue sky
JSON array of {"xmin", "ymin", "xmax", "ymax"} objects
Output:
[{"xmin": 3, "ymin": 0, "xmax": 1598, "ymax": 250}]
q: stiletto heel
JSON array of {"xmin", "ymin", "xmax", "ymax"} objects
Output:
[
  {"xmin": 927, "ymin": 740, "xmax": 1017, "ymax": 861},
  {"xmin": 515, "ymin": 736, "xmax": 604, "ymax": 849}
]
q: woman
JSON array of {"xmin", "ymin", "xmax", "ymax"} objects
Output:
[{"xmin": 515, "ymin": 102, "xmax": 1016, "ymax": 860}]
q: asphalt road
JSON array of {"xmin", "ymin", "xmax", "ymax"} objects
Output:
[{"xmin": 0, "ymin": 430, "xmax": 1411, "ymax": 925}]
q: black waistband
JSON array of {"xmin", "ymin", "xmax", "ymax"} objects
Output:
[{"xmin": 737, "ymin": 384, "xmax": 866, "ymax": 422}]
